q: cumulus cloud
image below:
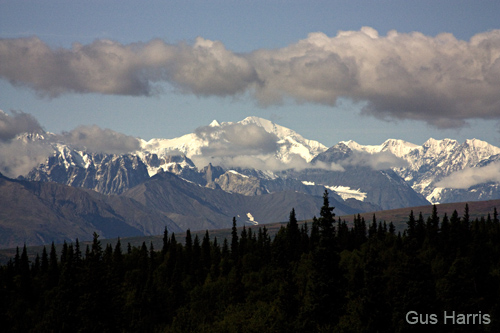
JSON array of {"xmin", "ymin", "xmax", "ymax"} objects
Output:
[
  {"xmin": 57, "ymin": 125, "xmax": 140, "ymax": 154},
  {"xmin": 191, "ymin": 122, "xmax": 344, "ymax": 171},
  {"xmin": 192, "ymin": 122, "xmax": 285, "ymax": 171},
  {"xmin": 0, "ymin": 140, "xmax": 53, "ymax": 178},
  {"xmin": 0, "ymin": 112, "xmax": 142, "ymax": 176},
  {"xmin": 3, "ymin": 27, "xmax": 500, "ymax": 126},
  {"xmin": 0, "ymin": 110, "xmax": 52, "ymax": 177},
  {"xmin": 0, "ymin": 110, "xmax": 44, "ymax": 141},
  {"xmin": 0, "ymin": 37, "xmax": 258, "ymax": 97},
  {"xmin": 195, "ymin": 122, "xmax": 279, "ymax": 157},
  {"xmin": 249, "ymin": 28, "xmax": 500, "ymax": 127},
  {"xmin": 435, "ymin": 162, "xmax": 500, "ymax": 189}
]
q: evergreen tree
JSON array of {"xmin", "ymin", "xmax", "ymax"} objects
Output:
[
  {"xmin": 41, "ymin": 246, "xmax": 48, "ymax": 274},
  {"xmin": 319, "ymin": 189, "xmax": 335, "ymax": 239},
  {"xmin": 407, "ymin": 210, "xmax": 416, "ymax": 238},
  {"xmin": 302, "ymin": 190, "xmax": 344, "ymax": 329},
  {"xmin": 74, "ymin": 238, "xmax": 82, "ymax": 265},
  {"xmin": 231, "ymin": 217, "xmax": 239, "ymax": 260},
  {"xmin": 287, "ymin": 208, "xmax": 301, "ymax": 261},
  {"xmin": 48, "ymin": 242, "xmax": 59, "ymax": 288},
  {"xmin": 162, "ymin": 226, "xmax": 169, "ymax": 255}
]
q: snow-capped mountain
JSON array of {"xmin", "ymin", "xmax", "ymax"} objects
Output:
[
  {"xmin": 296, "ymin": 142, "xmax": 430, "ymax": 210},
  {"xmin": 10, "ymin": 113, "xmax": 500, "ymax": 249},
  {"xmin": 239, "ymin": 116, "xmax": 327, "ymax": 163},
  {"xmin": 140, "ymin": 116, "xmax": 327, "ymax": 167},
  {"xmin": 16, "ymin": 114, "xmax": 500, "ymax": 211},
  {"xmin": 344, "ymin": 138, "xmax": 500, "ymax": 204},
  {"xmin": 27, "ymin": 145, "xmax": 150, "ymax": 195}
]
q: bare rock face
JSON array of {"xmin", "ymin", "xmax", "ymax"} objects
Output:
[
  {"xmin": 26, "ymin": 149, "xmax": 150, "ymax": 195},
  {"xmin": 303, "ymin": 143, "xmax": 430, "ymax": 210},
  {"xmin": 345, "ymin": 138, "xmax": 500, "ymax": 204},
  {"xmin": 214, "ymin": 170, "xmax": 267, "ymax": 196}
]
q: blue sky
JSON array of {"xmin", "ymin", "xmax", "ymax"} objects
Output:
[{"xmin": 1, "ymin": 0, "xmax": 500, "ymax": 147}]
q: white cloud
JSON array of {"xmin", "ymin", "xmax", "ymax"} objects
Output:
[
  {"xmin": 2, "ymin": 28, "xmax": 500, "ymax": 126},
  {"xmin": 0, "ymin": 111, "xmax": 51, "ymax": 177},
  {"xmin": 56, "ymin": 125, "xmax": 141, "ymax": 154},
  {"xmin": 436, "ymin": 162, "xmax": 500, "ymax": 189},
  {"xmin": 0, "ymin": 140, "xmax": 53, "ymax": 178},
  {"xmin": 191, "ymin": 121, "xmax": 344, "ymax": 172},
  {"xmin": 195, "ymin": 122, "xmax": 279, "ymax": 157}
]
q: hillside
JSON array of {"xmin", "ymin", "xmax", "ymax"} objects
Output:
[
  {"xmin": 341, "ymin": 198, "xmax": 500, "ymax": 232},
  {"xmin": 5, "ymin": 197, "xmax": 498, "ymax": 263},
  {"xmin": 0, "ymin": 173, "xmax": 180, "ymax": 249}
]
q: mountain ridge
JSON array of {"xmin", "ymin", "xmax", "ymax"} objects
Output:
[
  {"xmin": 5, "ymin": 115, "xmax": 500, "ymax": 249},
  {"xmin": 19, "ymin": 116, "xmax": 500, "ymax": 207},
  {"xmin": 344, "ymin": 137, "xmax": 500, "ymax": 203}
]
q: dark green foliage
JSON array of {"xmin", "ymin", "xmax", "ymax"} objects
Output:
[{"xmin": 1, "ymin": 200, "xmax": 500, "ymax": 331}]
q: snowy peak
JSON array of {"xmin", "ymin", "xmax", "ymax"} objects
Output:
[
  {"xmin": 462, "ymin": 138, "xmax": 500, "ymax": 157},
  {"xmin": 140, "ymin": 116, "xmax": 327, "ymax": 166},
  {"xmin": 16, "ymin": 131, "xmax": 50, "ymax": 143},
  {"xmin": 343, "ymin": 137, "xmax": 499, "ymax": 163},
  {"xmin": 140, "ymin": 132, "xmax": 203, "ymax": 158},
  {"xmin": 342, "ymin": 140, "xmax": 369, "ymax": 152},
  {"xmin": 240, "ymin": 116, "xmax": 275, "ymax": 131},
  {"xmin": 342, "ymin": 139, "xmax": 418, "ymax": 157},
  {"xmin": 239, "ymin": 116, "xmax": 327, "ymax": 152},
  {"xmin": 209, "ymin": 119, "xmax": 221, "ymax": 127},
  {"xmin": 420, "ymin": 138, "xmax": 459, "ymax": 155},
  {"xmin": 380, "ymin": 139, "xmax": 419, "ymax": 157}
]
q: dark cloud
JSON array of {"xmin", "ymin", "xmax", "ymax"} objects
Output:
[
  {"xmin": 0, "ymin": 110, "xmax": 44, "ymax": 141},
  {"xmin": 0, "ymin": 37, "xmax": 259, "ymax": 97},
  {"xmin": 2, "ymin": 28, "xmax": 500, "ymax": 126},
  {"xmin": 57, "ymin": 125, "xmax": 140, "ymax": 154}
]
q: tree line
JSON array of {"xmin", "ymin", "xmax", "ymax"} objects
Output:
[{"xmin": 1, "ymin": 190, "xmax": 500, "ymax": 332}]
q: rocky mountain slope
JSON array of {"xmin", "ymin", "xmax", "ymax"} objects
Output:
[
  {"xmin": 344, "ymin": 138, "xmax": 500, "ymax": 204},
  {"xmin": 122, "ymin": 170, "xmax": 363, "ymax": 231},
  {"xmin": 139, "ymin": 116, "xmax": 327, "ymax": 165},
  {"xmin": 27, "ymin": 146, "xmax": 150, "ymax": 195},
  {"xmin": 12, "ymin": 116, "xmax": 500, "ymax": 239},
  {"xmin": 5, "ymin": 115, "xmax": 500, "ymax": 248},
  {"xmin": 274, "ymin": 142, "xmax": 429, "ymax": 210}
]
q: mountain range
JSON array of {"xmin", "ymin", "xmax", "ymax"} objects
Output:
[{"xmin": 2, "ymin": 115, "xmax": 500, "ymax": 248}]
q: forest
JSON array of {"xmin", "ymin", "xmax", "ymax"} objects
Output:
[{"xmin": 1, "ymin": 190, "xmax": 500, "ymax": 332}]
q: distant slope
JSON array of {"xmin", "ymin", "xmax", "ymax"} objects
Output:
[
  {"xmin": 296, "ymin": 142, "xmax": 430, "ymax": 210},
  {"xmin": 341, "ymin": 199, "xmax": 500, "ymax": 232},
  {"xmin": 23, "ymin": 116, "xmax": 500, "ymax": 215},
  {"xmin": 0, "ymin": 173, "xmax": 179, "ymax": 249},
  {"xmin": 1, "ymin": 169, "xmax": 371, "ymax": 249},
  {"xmin": 122, "ymin": 170, "xmax": 364, "ymax": 231}
]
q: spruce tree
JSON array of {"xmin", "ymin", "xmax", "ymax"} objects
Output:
[
  {"xmin": 319, "ymin": 190, "xmax": 335, "ymax": 239},
  {"xmin": 162, "ymin": 226, "xmax": 169, "ymax": 256},
  {"xmin": 231, "ymin": 217, "xmax": 239, "ymax": 260}
]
